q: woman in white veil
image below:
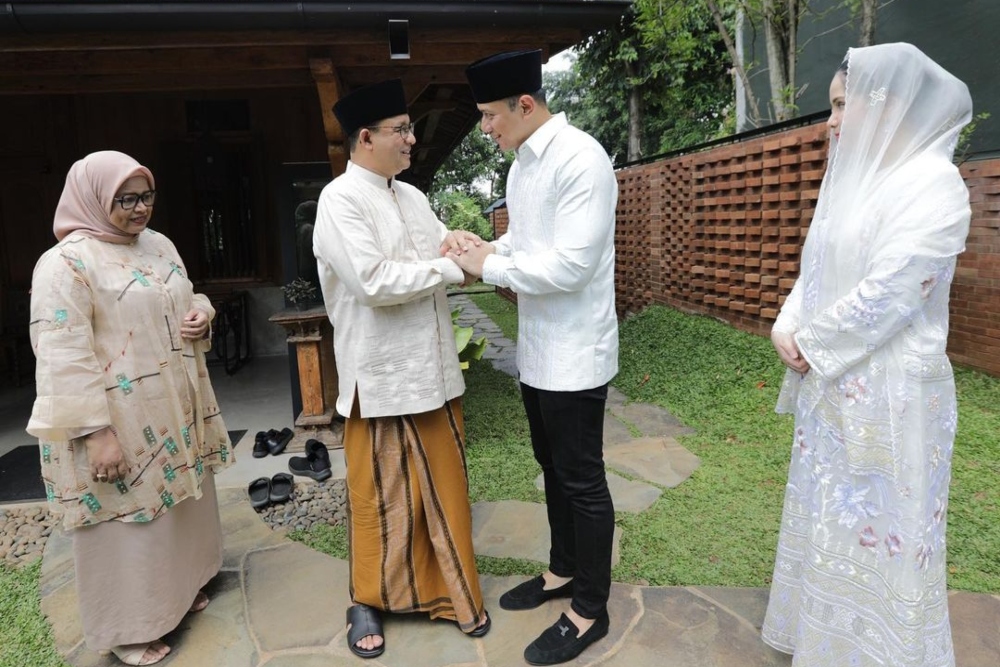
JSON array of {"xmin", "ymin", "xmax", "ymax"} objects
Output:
[{"xmin": 761, "ymin": 43, "xmax": 972, "ymax": 667}]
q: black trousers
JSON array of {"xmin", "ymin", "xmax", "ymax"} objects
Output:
[{"xmin": 520, "ymin": 381, "xmax": 615, "ymax": 620}]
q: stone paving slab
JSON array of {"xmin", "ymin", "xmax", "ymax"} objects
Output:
[
  {"xmin": 605, "ymin": 437, "xmax": 701, "ymax": 489},
  {"xmin": 535, "ymin": 471, "xmax": 662, "ymax": 514},
  {"xmin": 608, "ymin": 401, "xmax": 696, "ymax": 439},
  {"xmin": 616, "ymin": 586, "xmax": 790, "ymax": 667},
  {"xmin": 948, "ymin": 590, "xmax": 1000, "ymax": 666},
  {"xmin": 471, "ymin": 500, "xmax": 622, "ymax": 567},
  {"xmin": 602, "ymin": 415, "xmax": 635, "ymax": 447},
  {"xmin": 217, "ymin": 487, "xmax": 288, "ymax": 570},
  {"xmin": 245, "ymin": 543, "xmax": 348, "ymax": 652}
]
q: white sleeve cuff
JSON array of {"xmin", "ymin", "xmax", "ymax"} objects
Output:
[
  {"xmin": 431, "ymin": 257, "xmax": 465, "ymax": 285},
  {"xmin": 482, "ymin": 253, "xmax": 513, "ymax": 289}
]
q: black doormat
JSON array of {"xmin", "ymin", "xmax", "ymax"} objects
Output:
[{"xmin": 0, "ymin": 429, "xmax": 247, "ymax": 504}]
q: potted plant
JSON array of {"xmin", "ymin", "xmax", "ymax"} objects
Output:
[{"xmin": 281, "ymin": 277, "xmax": 318, "ymax": 310}]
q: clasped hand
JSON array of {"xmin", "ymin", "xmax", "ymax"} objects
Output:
[
  {"xmin": 180, "ymin": 307, "xmax": 210, "ymax": 340},
  {"xmin": 440, "ymin": 230, "xmax": 495, "ymax": 282},
  {"xmin": 771, "ymin": 329, "xmax": 810, "ymax": 374}
]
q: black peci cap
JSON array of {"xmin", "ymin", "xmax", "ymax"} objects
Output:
[
  {"xmin": 333, "ymin": 79, "xmax": 408, "ymax": 136},
  {"xmin": 465, "ymin": 49, "xmax": 543, "ymax": 104}
]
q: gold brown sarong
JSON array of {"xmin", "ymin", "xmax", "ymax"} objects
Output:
[{"xmin": 344, "ymin": 396, "xmax": 485, "ymax": 632}]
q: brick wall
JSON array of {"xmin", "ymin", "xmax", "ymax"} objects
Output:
[
  {"xmin": 490, "ymin": 122, "xmax": 1000, "ymax": 377},
  {"xmin": 489, "ymin": 206, "xmax": 518, "ymax": 303},
  {"xmin": 950, "ymin": 159, "xmax": 1000, "ymax": 375},
  {"xmin": 614, "ymin": 123, "xmax": 830, "ymax": 335}
]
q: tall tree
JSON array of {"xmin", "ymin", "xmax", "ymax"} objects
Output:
[
  {"xmin": 547, "ymin": 1, "xmax": 733, "ymax": 163},
  {"xmin": 704, "ymin": 0, "xmax": 804, "ymax": 125},
  {"xmin": 429, "ymin": 127, "xmax": 513, "ymax": 210}
]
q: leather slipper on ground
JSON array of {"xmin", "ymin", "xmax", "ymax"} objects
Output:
[
  {"xmin": 266, "ymin": 427, "xmax": 294, "ymax": 455},
  {"xmin": 252, "ymin": 430, "xmax": 273, "ymax": 459},
  {"xmin": 269, "ymin": 472, "xmax": 294, "ymax": 503},
  {"xmin": 248, "ymin": 477, "xmax": 271, "ymax": 509},
  {"xmin": 456, "ymin": 609, "xmax": 491, "ymax": 637},
  {"xmin": 346, "ymin": 603, "xmax": 384, "ymax": 659}
]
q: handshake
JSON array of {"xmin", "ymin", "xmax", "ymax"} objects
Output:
[{"xmin": 439, "ymin": 230, "xmax": 495, "ymax": 288}]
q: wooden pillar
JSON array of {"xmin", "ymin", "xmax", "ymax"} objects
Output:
[
  {"xmin": 309, "ymin": 58, "xmax": 348, "ymax": 178},
  {"xmin": 268, "ymin": 307, "xmax": 343, "ymax": 451}
]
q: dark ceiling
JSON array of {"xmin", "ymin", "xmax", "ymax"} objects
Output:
[{"xmin": 0, "ymin": 1, "xmax": 631, "ymax": 188}]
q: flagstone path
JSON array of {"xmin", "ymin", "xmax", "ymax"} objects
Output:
[{"xmin": 35, "ymin": 294, "xmax": 1000, "ymax": 666}]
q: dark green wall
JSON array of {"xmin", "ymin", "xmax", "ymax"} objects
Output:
[{"xmin": 743, "ymin": 0, "xmax": 999, "ymax": 155}]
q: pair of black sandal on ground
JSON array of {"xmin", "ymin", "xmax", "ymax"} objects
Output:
[
  {"xmin": 345, "ymin": 603, "xmax": 491, "ymax": 660},
  {"xmin": 248, "ymin": 473, "xmax": 293, "ymax": 510},
  {"xmin": 252, "ymin": 428, "xmax": 293, "ymax": 458}
]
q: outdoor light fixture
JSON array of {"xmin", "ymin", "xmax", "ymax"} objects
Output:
[{"xmin": 388, "ymin": 19, "xmax": 410, "ymax": 60}]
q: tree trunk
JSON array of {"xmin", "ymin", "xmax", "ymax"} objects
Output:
[
  {"xmin": 860, "ymin": 0, "xmax": 878, "ymax": 46},
  {"xmin": 626, "ymin": 59, "xmax": 642, "ymax": 162},
  {"xmin": 763, "ymin": 0, "xmax": 796, "ymax": 122},
  {"xmin": 705, "ymin": 0, "xmax": 763, "ymax": 127}
]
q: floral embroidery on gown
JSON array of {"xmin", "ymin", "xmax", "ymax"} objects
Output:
[{"xmin": 761, "ymin": 43, "xmax": 972, "ymax": 667}]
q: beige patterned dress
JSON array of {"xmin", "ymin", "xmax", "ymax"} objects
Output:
[{"xmin": 27, "ymin": 228, "xmax": 234, "ymax": 649}]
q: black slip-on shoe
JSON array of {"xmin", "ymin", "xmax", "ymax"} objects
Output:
[
  {"xmin": 252, "ymin": 430, "xmax": 273, "ymax": 458},
  {"xmin": 266, "ymin": 427, "xmax": 293, "ymax": 456},
  {"xmin": 288, "ymin": 438, "xmax": 333, "ymax": 481},
  {"xmin": 524, "ymin": 610, "xmax": 609, "ymax": 665},
  {"xmin": 499, "ymin": 575, "xmax": 573, "ymax": 611}
]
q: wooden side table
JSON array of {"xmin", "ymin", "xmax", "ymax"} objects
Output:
[{"xmin": 268, "ymin": 306, "xmax": 343, "ymax": 451}]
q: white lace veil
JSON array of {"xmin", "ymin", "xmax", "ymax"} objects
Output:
[
  {"xmin": 800, "ymin": 42, "xmax": 972, "ymax": 320},
  {"xmin": 781, "ymin": 43, "xmax": 972, "ymax": 479}
]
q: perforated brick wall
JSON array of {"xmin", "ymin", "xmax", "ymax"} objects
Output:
[
  {"xmin": 950, "ymin": 159, "xmax": 1000, "ymax": 376},
  {"xmin": 490, "ymin": 122, "xmax": 1000, "ymax": 377}
]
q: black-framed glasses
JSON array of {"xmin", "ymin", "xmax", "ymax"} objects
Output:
[
  {"xmin": 366, "ymin": 123, "xmax": 415, "ymax": 139},
  {"xmin": 114, "ymin": 190, "xmax": 156, "ymax": 210}
]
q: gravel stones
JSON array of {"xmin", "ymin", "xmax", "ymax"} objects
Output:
[
  {"xmin": 1, "ymin": 477, "xmax": 348, "ymax": 569},
  {"xmin": 0, "ymin": 505, "xmax": 58, "ymax": 568},
  {"xmin": 252, "ymin": 478, "xmax": 348, "ymax": 532}
]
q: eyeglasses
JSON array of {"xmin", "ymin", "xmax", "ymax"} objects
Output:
[
  {"xmin": 366, "ymin": 123, "xmax": 415, "ymax": 139},
  {"xmin": 114, "ymin": 190, "xmax": 156, "ymax": 210}
]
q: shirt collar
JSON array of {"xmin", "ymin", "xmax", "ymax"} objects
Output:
[
  {"xmin": 347, "ymin": 160, "xmax": 395, "ymax": 190},
  {"xmin": 517, "ymin": 112, "xmax": 568, "ymax": 161}
]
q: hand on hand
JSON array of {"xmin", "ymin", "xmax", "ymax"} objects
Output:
[
  {"xmin": 440, "ymin": 230, "xmax": 484, "ymax": 257},
  {"xmin": 446, "ymin": 242, "xmax": 495, "ymax": 278},
  {"xmin": 772, "ymin": 329, "xmax": 810, "ymax": 374},
  {"xmin": 181, "ymin": 308, "xmax": 210, "ymax": 340},
  {"xmin": 85, "ymin": 427, "xmax": 129, "ymax": 483}
]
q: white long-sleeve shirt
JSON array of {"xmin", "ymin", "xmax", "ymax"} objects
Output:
[
  {"xmin": 313, "ymin": 161, "xmax": 466, "ymax": 418},
  {"xmin": 482, "ymin": 113, "xmax": 619, "ymax": 391}
]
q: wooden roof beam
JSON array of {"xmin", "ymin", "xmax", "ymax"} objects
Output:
[{"xmin": 309, "ymin": 58, "xmax": 347, "ymax": 177}]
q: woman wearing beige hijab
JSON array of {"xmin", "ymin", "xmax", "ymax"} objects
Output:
[{"xmin": 28, "ymin": 151, "xmax": 234, "ymax": 665}]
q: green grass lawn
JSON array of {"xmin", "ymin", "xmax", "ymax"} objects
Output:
[
  {"xmin": 466, "ymin": 294, "xmax": 1000, "ymax": 592},
  {"xmin": 4, "ymin": 295, "xmax": 998, "ymax": 666},
  {"xmin": 0, "ymin": 561, "xmax": 65, "ymax": 667}
]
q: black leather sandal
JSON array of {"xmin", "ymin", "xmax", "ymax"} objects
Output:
[{"xmin": 346, "ymin": 603, "xmax": 384, "ymax": 659}]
